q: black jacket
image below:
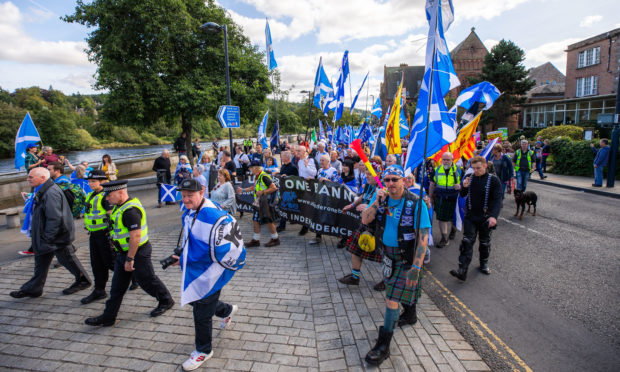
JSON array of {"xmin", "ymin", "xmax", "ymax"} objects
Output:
[
  {"xmin": 31, "ymin": 179, "xmax": 75, "ymax": 256},
  {"xmin": 207, "ymin": 164, "xmax": 218, "ymax": 192},
  {"xmin": 174, "ymin": 137, "xmax": 187, "ymax": 152},
  {"xmin": 153, "ymin": 156, "xmax": 172, "ymax": 183}
]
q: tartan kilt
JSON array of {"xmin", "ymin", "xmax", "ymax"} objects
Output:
[
  {"xmin": 346, "ymin": 225, "xmax": 383, "ymax": 263},
  {"xmin": 434, "ymin": 195, "xmax": 457, "ymax": 222},
  {"xmin": 384, "ymin": 245, "xmax": 424, "ymax": 306}
]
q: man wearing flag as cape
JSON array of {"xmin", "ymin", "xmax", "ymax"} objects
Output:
[{"xmin": 169, "ymin": 178, "xmax": 246, "ymax": 371}]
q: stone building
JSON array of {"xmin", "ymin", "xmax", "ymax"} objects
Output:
[{"xmin": 526, "ymin": 62, "xmax": 566, "ymax": 103}]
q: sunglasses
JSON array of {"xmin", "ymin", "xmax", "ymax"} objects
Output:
[{"xmin": 383, "ymin": 177, "xmax": 401, "ymax": 183}]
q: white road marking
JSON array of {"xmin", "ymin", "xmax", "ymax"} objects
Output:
[{"xmin": 499, "ymin": 217, "xmax": 560, "ymax": 242}]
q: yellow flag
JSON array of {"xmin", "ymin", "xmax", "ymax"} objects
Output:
[
  {"xmin": 386, "ymin": 78, "xmax": 403, "ymax": 155},
  {"xmin": 431, "ymin": 111, "xmax": 482, "ymax": 161}
]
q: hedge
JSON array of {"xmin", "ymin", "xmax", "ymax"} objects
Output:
[
  {"xmin": 536, "ymin": 125, "xmax": 583, "ymax": 141},
  {"xmin": 550, "ymin": 137, "xmax": 620, "ymax": 179}
]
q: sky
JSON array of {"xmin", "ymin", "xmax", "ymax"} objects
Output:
[{"xmin": 1, "ymin": 0, "xmax": 619, "ymax": 111}]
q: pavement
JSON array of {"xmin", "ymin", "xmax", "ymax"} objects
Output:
[
  {"xmin": 0, "ymin": 186, "xmax": 491, "ymax": 372},
  {"xmin": 529, "ymin": 172, "xmax": 620, "ymax": 198}
]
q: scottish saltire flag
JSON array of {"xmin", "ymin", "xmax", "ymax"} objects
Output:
[
  {"xmin": 14, "ymin": 112, "xmax": 41, "ymax": 170},
  {"xmin": 453, "ymin": 194, "xmax": 466, "ymax": 231},
  {"xmin": 322, "ymin": 87, "xmax": 335, "ymax": 115},
  {"xmin": 21, "ymin": 193, "xmax": 34, "ymax": 237},
  {"xmin": 318, "ymin": 120, "xmax": 326, "ymax": 141},
  {"xmin": 350, "ymin": 72, "xmax": 368, "ymax": 114},
  {"xmin": 371, "ymin": 98, "xmax": 382, "ymax": 118},
  {"xmin": 405, "ymin": 0, "xmax": 459, "ymax": 172},
  {"xmin": 356, "ymin": 122, "xmax": 373, "ymax": 144},
  {"xmin": 372, "ymin": 126, "xmax": 388, "ymax": 160},
  {"xmin": 456, "ymin": 81, "xmax": 501, "ymax": 111},
  {"xmin": 257, "ymin": 110, "xmax": 269, "ymax": 149},
  {"xmin": 180, "ymin": 199, "xmax": 246, "ymax": 306},
  {"xmin": 313, "ymin": 57, "xmax": 333, "ymax": 109},
  {"xmin": 72, "ymin": 179, "xmax": 92, "ymax": 195},
  {"xmin": 399, "ymin": 105, "xmax": 409, "ymax": 138},
  {"xmin": 332, "ymin": 51, "xmax": 350, "ymax": 122},
  {"xmin": 270, "ymin": 120, "xmax": 279, "ymax": 149},
  {"xmin": 480, "ymin": 137, "xmax": 500, "ymax": 160},
  {"xmin": 265, "ymin": 20, "xmax": 277, "ymax": 71},
  {"xmin": 160, "ymin": 183, "xmax": 181, "ymax": 202},
  {"xmin": 326, "ymin": 123, "xmax": 333, "ymax": 143}
]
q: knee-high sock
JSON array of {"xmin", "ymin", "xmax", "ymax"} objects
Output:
[{"xmin": 383, "ymin": 307, "xmax": 400, "ymax": 332}]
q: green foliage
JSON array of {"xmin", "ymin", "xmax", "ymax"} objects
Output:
[
  {"xmin": 474, "ymin": 40, "xmax": 535, "ymax": 132},
  {"xmin": 64, "ymin": 0, "xmax": 271, "ymax": 164},
  {"xmin": 111, "ymin": 126, "xmax": 143, "ymax": 144},
  {"xmin": 141, "ymin": 131, "xmax": 164, "ymax": 145},
  {"xmin": 74, "ymin": 129, "xmax": 100, "ymax": 149},
  {"xmin": 508, "ymin": 128, "xmax": 538, "ymax": 142},
  {"xmin": 0, "ymin": 101, "xmax": 27, "ymax": 158},
  {"xmin": 549, "ymin": 137, "xmax": 619, "ymax": 179},
  {"xmin": 536, "ymin": 125, "xmax": 583, "ymax": 141}
]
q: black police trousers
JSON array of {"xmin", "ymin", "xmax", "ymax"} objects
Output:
[
  {"xmin": 103, "ymin": 243, "xmax": 173, "ymax": 319},
  {"xmin": 89, "ymin": 231, "xmax": 116, "ymax": 291},
  {"xmin": 458, "ymin": 216, "xmax": 492, "ymax": 270}
]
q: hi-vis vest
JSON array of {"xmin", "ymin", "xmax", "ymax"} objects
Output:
[
  {"xmin": 110, "ymin": 198, "xmax": 148, "ymax": 251},
  {"xmin": 434, "ymin": 165, "xmax": 459, "ymax": 189},
  {"xmin": 253, "ymin": 171, "xmax": 271, "ymax": 198},
  {"xmin": 85, "ymin": 190, "xmax": 108, "ymax": 232},
  {"xmin": 514, "ymin": 150, "xmax": 533, "ymax": 171}
]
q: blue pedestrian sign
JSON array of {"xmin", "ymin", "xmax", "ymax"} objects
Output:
[{"xmin": 217, "ymin": 105, "xmax": 240, "ymax": 129}]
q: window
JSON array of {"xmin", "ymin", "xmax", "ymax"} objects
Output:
[
  {"xmin": 577, "ymin": 46, "xmax": 601, "ymax": 68},
  {"xmin": 576, "ymin": 76, "xmax": 599, "ymax": 97}
]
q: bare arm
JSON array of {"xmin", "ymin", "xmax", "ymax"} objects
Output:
[{"xmin": 406, "ymin": 227, "xmax": 429, "ymax": 288}]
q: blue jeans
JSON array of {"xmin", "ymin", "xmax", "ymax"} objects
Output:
[
  {"xmin": 536, "ymin": 160, "xmax": 544, "ymax": 178},
  {"xmin": 593, "ymin": 166, "xmax": 603, "ymax": 186},
  {"xmin": 516, "ymin": 170, "xmax": 529, "ymax": 191}
]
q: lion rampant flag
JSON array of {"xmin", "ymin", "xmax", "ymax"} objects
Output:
[
  {"xmin": 431, "ymin": 111, "xmax": 482, "ymax": 162},
  {"xmin": 386, "ymin": 74, "xmax": 404, "ymax": 155}
]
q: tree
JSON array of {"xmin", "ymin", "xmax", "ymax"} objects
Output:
[
  {"xmin": 64, "ymin": 0, "xmax": 270, "ymax": 164},
  {"xmin": 474, "ymin": 39, "xmax": 535, "ymax": 133}
]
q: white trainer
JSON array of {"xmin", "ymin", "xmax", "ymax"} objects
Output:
[
  {"xmin": 182, "ymin": 350, "xmax": 213, "ymax": 371},
  {"xmin": 219, "ymin": 304, "xmax": 238, "ymax": 329}
]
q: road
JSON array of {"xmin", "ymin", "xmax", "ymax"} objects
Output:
[{"xmin": 424, "ymin": 182, "xmax": 620, "ymax": 371}]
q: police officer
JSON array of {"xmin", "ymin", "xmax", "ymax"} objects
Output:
[
  {"xmin": 85, "ymin": 180, "xmax": 174, "ymax": 326},
  {"xmin": 81, "ymin": 170, "xmax": 115, "ymax": 304},
  {"xmin": 450, "ymin": 156, "xmax": 502, "ymax": 281},
  {"xmin": 237, "ymin": 159, "xmax": 279, "ymax": 247},
  {"xmin": 170, "ymin": 179, "xmax": 245, "ymax": 371},
  {"xmin": 361, "ymin": 165, "xmax": 431, "ymax": 366},
  {"xmin": 429, "ymin": 152, "xmax": 461, "ymax": 247}
]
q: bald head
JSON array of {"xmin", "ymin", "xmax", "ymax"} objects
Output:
[{"xmin": 27, "ymin": 167, "xmax": 50, "ymax": 187}]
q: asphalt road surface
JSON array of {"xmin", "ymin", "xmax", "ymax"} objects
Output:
[{"xmin": 424, "ymin": 182, "xmax": 620, "ymax": 372}]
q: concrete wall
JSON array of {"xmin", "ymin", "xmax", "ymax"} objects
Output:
[{"xmin": 0, "ymin": 154, "xmax": 178, "ymax": 210}]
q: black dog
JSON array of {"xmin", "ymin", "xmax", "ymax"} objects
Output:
[{"xmin": 514, "ymin": 189, "xmax": 537, "ymax": 220}]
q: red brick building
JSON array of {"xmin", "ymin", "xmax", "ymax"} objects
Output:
[
  {"xmin": 522, "ymin": 28, "xmax": 619, "ymax": 129},
  {"xmin": 448, "ymin": 27, "xmax": 488, "ymax": 100}
]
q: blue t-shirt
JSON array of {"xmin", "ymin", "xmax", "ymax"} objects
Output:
[{"xmin": 369, "ymin": 193, "xmax": 432, "ymax": 247}]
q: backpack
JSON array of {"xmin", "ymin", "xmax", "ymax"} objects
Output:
[{"xmin": 58, "ymin": 182, "xmax": 86, "ymax": 218}]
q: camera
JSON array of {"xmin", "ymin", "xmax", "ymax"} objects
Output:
[{"xmin": 160, "ymin": 246, "xmax": 183, "ymax": 270}]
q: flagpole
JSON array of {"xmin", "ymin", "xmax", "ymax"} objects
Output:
[
  {"xmin": 414, "ymin": 4, "xmax": 439, "ymax": 250},
  {"xmin": 365, "ymin": 72, "xmax": 370, "ymax": 120}
]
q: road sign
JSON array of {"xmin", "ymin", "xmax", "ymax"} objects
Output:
[{"xmin": 217, "ymin": 105, "xmax": 240, "ymax": 128}]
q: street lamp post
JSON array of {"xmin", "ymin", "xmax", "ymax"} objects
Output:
[
  {"xmin": 200, "ymin": 22, "xmax": 234, "ymax": 154},
  {"xmin": 300, "ymin": 90, "xmax": 313, "ymax": 142}
]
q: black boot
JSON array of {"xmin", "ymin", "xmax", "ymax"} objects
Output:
[
  {"xmin": 398, "ymin": 304, "xmax": 417, "ymax": 327},
  {"xmin": 449, "ymin": 226, "xmax": 456, "ymax": 240},
  {"xmin": 81, "ymin": 289, "xmax": 107, "ymax": 304},
  {"xmin": 449, "ymin": 267, "xmax": 467, "ymax": 281},
  {"xmin": 478, "ymin": 261, "xmax": 490, "ymax": 275},
  {"xmin": 436, "ymin": 236, "xmax": 447, "ymax": 248},
  {"xmin": 365, "ymin": 326, "xmax": 393, "ymax": 366}
]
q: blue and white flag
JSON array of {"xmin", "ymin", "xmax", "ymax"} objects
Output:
[
  {"xmin": 480, "ymin": 137, "xmax": 500, "ymax": 160},
  {"xmin": 356, "ymin": 122, "xmax": 373, "ymax": 144},
  {"xmin": 14, "ymin": 112, "xmax": 41, "ymax": 170},
  {"xmin": 318, "ymin": 120, "xmax": 326, "ymax": 141},
  {"xmin": 257, "ymin": 110, "xmax": 269, "ymax": 149},
  {"xmin": 453, "ymin": 194, "xmax": 466, "ymax": 231},
  {"xmin": 371, "ymin": 98, "xmax": 382, "ymax": 118},
  {"xmin": 265, "ymin": 20, "xmax": 277, "ymax": 71},
  {"xmin": 326, "ymin": 123, "xmax": 333, "ymax": 143},
  {"xmin": 332, "ymin": 51, "xmax": 349, "ymax": 122},
  {"xmin": 270, "ymin": 120, "xmax": 279, "ymax": 149},
  {"xmin": 350, "ymin": 72, "xmax": 368, "ymax": 114},
  {"xmin": 313, "ymin": 57, "xmax": 333, "ymax": 109},
  {"xmin": 372, "ymin": 126, "xmax": 388, "ymax": 161},
  {"xmin": 160, "ymin": 183, "xmax": 181, "ymax": 202},
  {"xmin": 180, "ymin": 199, "xmax": 246, "ymax": 305},
  {"xmin": 73, "ymin": 179, "xmax": 92, "ymax": 195},
  {"xmin": 455, "ymin": 81, "xmax": 501, "ymax": 111},
  {"xmin": 21, "ymin": 193, "xmax": 34, "ymax": 237},
  {"xmin": 322, "ymin": 86, "xmax": 335, "ymax": 115},
  {"xmin": 405, "ymin": 0, "xmax": 459, "ymax": 173},
  {"xmin": 399, "ymin": 105, "xmax": 409, "ymax": 138}
]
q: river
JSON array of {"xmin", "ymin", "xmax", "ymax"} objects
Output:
[{"xmin": 0, "ymin": 139, "xmax": 250, "ymax": 176}]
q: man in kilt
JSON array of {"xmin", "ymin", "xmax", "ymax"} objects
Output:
[
  {"xmin": 338, "ymin": 159, "xmax": 384, "ymax": 290},
  {"xmin": 429, "ymin": 152, "xmax": 461, "ymax": 247},
  {"xmin": 361, "ymin": 165, "xmax": 431, "ymax": 366}
]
